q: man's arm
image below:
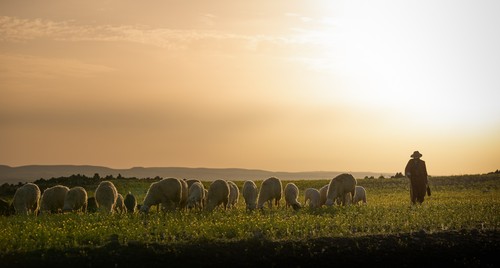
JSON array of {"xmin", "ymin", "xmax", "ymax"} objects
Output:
[{"xmin": 405, "ymin": 160, "xmax": 413, "ymax": 178}]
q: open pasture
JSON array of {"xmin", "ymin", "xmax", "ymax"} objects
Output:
[{"xmin": 0, "ymin": 174, "xmax": 498, "ymax": 266}]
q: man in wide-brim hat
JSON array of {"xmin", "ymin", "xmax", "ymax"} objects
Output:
[{"xmin": 405, "ymin": 151, "xmax": 429, "ymax": 204}]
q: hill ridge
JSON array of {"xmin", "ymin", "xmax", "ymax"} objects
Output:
[{"xmin": 0, "ymin": 165, "xmax": 393, "ymax": 184}]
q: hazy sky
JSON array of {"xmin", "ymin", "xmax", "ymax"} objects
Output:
[{"xmin": 1, "ymin": 0, "xmax": 499, "ymax": 175}]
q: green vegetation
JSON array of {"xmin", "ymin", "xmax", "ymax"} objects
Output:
[{"xmin": 0, "ymin": 174, "xmax": 498, "ymax": 255}]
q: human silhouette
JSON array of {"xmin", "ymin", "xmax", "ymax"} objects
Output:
[{"xmin": 405, "ymin": 151, "xmax": 429, "ymax": 204}]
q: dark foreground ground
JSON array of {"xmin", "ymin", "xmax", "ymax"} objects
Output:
[{"xmin": 1, "ymin": 229, "xmax": 498, "ymax": 268}]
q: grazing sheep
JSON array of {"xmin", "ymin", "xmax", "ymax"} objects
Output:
[
  {"xmin": 95, "ymin": 181, "xmax": 118, "ymax": 213},
  {"xmin": 87, "ymin": 197, "xmax": 98, "ymax": 213},
  {"xmin": 325, "ymin": 173, "xmax": 357, "ymax": 206},
  {"xmin": 140, "ymin": 178, "xmax": 182, "ymax": 213},
  {"xmin": 350, "ymin": 186, "xmax": 367, "ymax": 205},
  {"xmin": 242, "ymin": 180, "xmax": 258, "ymax": 211},
  {"xmin": 124, "ymin": 192, "xmax": 137, "ymax": 213},
  {"xmin": 114, "ymin": 193, "xmax": 127, "ymax": 214},
  {"xmin": 304, "ymin": 188, "xmax": 321, "ymax": 209},
  {"xmin": 257, "ymin": 177, "xmax": 282, "ymax": 210},
  {"xmin": 202, "ymin": 188, "xmax": 208, "ymax": 208},
  {"xmin": 63, "ymin": 187, "xmax": 88, "ymax": 212},
  {"xmin": 0, "ymin": 198, "xmax": 15, "ymax": 216},
  {"xmin": 179, "ymin": 179, "xmax": 188, "ymax": 210},
  {"xmin": 40, "ymin": 185, "xmax": 70, "ymax": 214},
  {"xmin": 186, "ymin": 179, "xmax": 202, "ymax": 189},
  {"xmin": 227, "ymin": 181, "xmax": 240, "ymax": 209},
  {"xmin": 205, "ymin": 179, "xmax": 230, "ymax": 212},
  {"xmin": 284, "ymin": 183, "xmax": 301, "ymax": 211},
  {"xmin": 13, "ymin": 183, "xmax": 41, "ymax": 215},
  {"xmin": 319, "ymin": 184, "xmax": 328, "ymax": 207},
  {"xmin": 187, "ymin": 182, "xmax": 205, "ymax": 210}
]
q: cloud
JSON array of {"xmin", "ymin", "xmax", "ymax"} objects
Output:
[
  {"xmin": 286, "ymin": 56, "xmax": 334, "ymax": 73},
  {"xmin": 0, "ymin": 16, "xmax": 342, "ymax": 76},
  {"xmin": 0, "ymin": 53, "xmax": 115, "ymax": 80},
  {"xmin": 0, "ymin": 16, "xmax": 289, "ymax": 51},
  {"xmin": 0, "ymin": 15, "xmax": 335, "ymax": 54},
  {"xmin": 285, "ymin": 13, "xmax": 336, "ymax": 26},
  {"xmin": 199, "ymin": 13, "xmax": 217, "ymax": 27}
]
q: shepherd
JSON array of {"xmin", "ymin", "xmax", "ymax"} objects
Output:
[{"xmin": 405, "ymin": 151, "xmax": 430, "ymax": 204}]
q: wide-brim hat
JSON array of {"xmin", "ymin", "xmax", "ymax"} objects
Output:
[{"xmin": 411, "ymin": 151, "xmax": 422, "ymax": 158}]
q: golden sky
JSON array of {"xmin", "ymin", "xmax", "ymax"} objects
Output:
[{"xmin": 1, "ymin": 0, "xmax": 499, "ymax": 175}]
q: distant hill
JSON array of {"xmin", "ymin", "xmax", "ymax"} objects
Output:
[{"xmin": 0, "ymin": 165, "xmax": 393, "ymax": 184}]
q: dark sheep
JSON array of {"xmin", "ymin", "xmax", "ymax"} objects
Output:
[
  {"xmin": 0, "ymin": 198, "xmax": 15, "ymax": 216},
  {"xmin": 87, "ymin": 197, "xmax": 98, "ymax": 213},
  {"xmin": 124, "ymin": 192, "xmax": 137, "ymax": 213}
]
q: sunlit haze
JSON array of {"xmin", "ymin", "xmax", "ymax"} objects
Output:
[{"xmin": 1, "ymin": 0, "xmax": 499, "ymax": 176}]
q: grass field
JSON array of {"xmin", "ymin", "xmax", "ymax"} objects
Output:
[{"xmin": 0, "ymin": 174, "xmax": 498, "ymax": 266}]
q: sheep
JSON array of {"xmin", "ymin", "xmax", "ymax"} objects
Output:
[
  {"xmin": 202, "ymin": 188, "xmax": 208, "ymax": 208},
  {"xmin": 87, "ymin": 197, "xmax": 98, "ymax": 213},
  {"xmin": 242, "ymin": 180, "xmax": 258, "ymax": 211},
  {"xmin": 124, "ymin": 192, "xmax": 137, "ymax": 213},
  {"xmin": 257, "ymin": 177, "xmax": 282, "ymax": 210},
  {"xmin": 325, "ymin": 173, "xmax": 357, "ymax": 206},
  {"xmin": 349, "ymin": 185, "xmax": 367, "ymax": 205},
  {"xmin": 13, "ymin": 183, "xmax": 41, "ymax": 215},
  {"xmin": 95, "ymin": 181, "xmax": 118, "ymax": 213},
  {"xmin": 62, "ymin": 186, "xmax": 88, "ymax": 213},
  {"xmin": 205, "ymin": 179, "xmax": 230, "ymax": 212},
  {"xmin": 319, "ymin": 184, "xmax": 328, "ymax": 207},
  {"xmin": 179, "ymin": 179, "xmax": 188, "ymax": 210},
  {"xmin": 304, "ymin": 188, "xmax": 321, "ymax": 209},
  {"xmin": 0, "ymin": 198, "xmax": 15, "ymax": 216},
  {"xmin": 284, "ymin": 183, "xmax": 301, "ymax": 211},
  {"xmin": 40, "ymin": 185, "xmax": 70, "ymax": 214},
  {"xmin": 186, "ymin": 182, "xmax": 205, "ymax": 210},
  {"xmin": 140, "ymin": 178, "xmax": 182, "ymax": 213},
  {"xmin": 227, "ymin": 181, "xmax": 239, "ymax": 209},
  {"xmin": 186, "ymin": 179, "xmax": 202, "ymax": 189},
  {"xmin": 114, "ymin": 193, "xmax": 127, "ymax": 214}
]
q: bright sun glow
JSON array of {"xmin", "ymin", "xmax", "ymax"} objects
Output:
[{"xmin": 301, "ymin": 1, "xmax": 500, "ymax": 130}]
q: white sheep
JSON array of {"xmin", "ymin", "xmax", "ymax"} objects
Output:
[
  {"xmin": 140, "ymin": 178, "xmax": 182, "ymax": 213},
  {"xmin": 205, "ymin": 179, "xmax": 230, "ymax": 212},
  {"xmin": 319, "ymin": 184, "xmax": 328, "ymax": 207},
  {"xmin": 284, "ymin": 183, "xmax": 301, "ymax": 211},
  {"xmin": 348, "ymin": 185, "xmax": 367, "ymax": 205},
  {"xmin": 242, "ymin": 180, "xmax": 258, "ymax": 211},
  {"xmin": 186, "ymin": 182, "xmax": 205, "ymax": 210},
  {"xmin": 40, "ymin": 185, "xmax": 70, "ymax": 214},
  {"xmin": 304, "ymin": 188, "xmax": 321, "ymax": 209},
  {"xmin": 124, "ymin": 192, "xmax": 137, "ymax": 213},
  {"xmin": 257, "ymin": 177, "xmax": 282, "ymax": 210},
  {"xmin": 13, "ymin": 183, "xmax": 41, "ymax": 215},
  {"xmin": 179, "ymin": 179, "xmax": 188, "ymax": 210},
  {"xmin": 325, "ymin": 173, "xmax": 357, "ymax": 206},
  {"xmin": 114, "ymin": 193, "xmax": 127, "ymax": 214},
  {"xmin": 95, "ymin": 181, "xmax": 118, "ymax": 213},
  {"xmin": 227, "ymin": 181, "xmax": 239, "ymax": 209},
  {"xmin": 63, "ymin": 186, "xmax": 88, "ymax": 212}
]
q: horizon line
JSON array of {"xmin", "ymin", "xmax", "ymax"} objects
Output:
[{"xmin": 1, "ymin": 163, "xmax": 486, "ymax": 177}]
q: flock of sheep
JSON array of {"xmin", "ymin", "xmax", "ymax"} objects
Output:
[{"xmin": 9, "ymin": 173, "xmax": 367, "ymax": 216}]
